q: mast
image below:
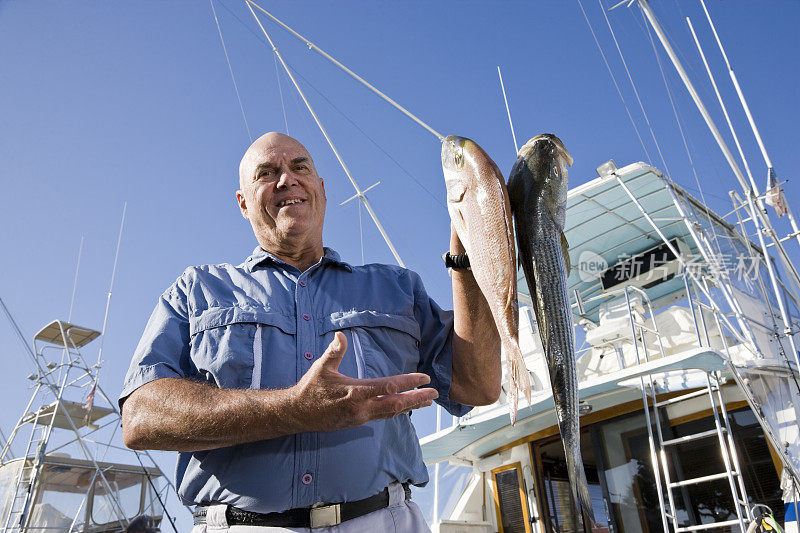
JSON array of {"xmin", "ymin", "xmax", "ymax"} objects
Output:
[{"xmin": 635, "ymin": 0, "xmax": 800, "ymax": 293}]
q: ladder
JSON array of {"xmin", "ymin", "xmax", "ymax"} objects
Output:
[
  {"xmin": 1, "ymin": 405, "xmax": 55, "ymax": 532},
  {"xmin": 643, "ymin": 371, "xmax": 751, "ymax": 532}
]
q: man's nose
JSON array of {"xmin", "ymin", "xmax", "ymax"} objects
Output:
[{"xmin": 276, "ymin": 169, "xmax": 299, "ymax": 189}]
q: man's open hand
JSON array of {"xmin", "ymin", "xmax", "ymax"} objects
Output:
[{"xmin": 291, "ymin": 331, "xmax": 438, "ymax": 432}]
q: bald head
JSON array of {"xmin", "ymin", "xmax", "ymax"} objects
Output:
[
  {"xmin": 239, "ymin": 132, "xmax": 315, "ymax": 189},
  {"xmin": 235, "ymin": 132, "xmax": 327, "ymax": 266}
]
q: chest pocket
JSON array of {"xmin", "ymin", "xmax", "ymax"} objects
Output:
[
  {"xmin": 321, "ymin": 311, "xmax": 421, "ymax": 379},
  {"xmin": 189, "ymin": 306, "xmax": 296, "ymax": 390}
]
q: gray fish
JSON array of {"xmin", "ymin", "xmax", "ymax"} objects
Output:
[{"xmin": 507, "ymin": 134, "xmax": 594, "ymax": 521}]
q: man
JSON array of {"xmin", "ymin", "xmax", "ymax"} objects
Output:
[{"xmin": 120, "ymin": 132, "xmax": 501, "ymax": 532}]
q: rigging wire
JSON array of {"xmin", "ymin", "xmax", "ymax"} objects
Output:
[
  {"xmin": 576, "ymin": 0, "xmax": 653, "ymax": 164},
  {"xmin": 274, "ymin": 53, "xmax": 290, "ymax": 135},
  {"xmin": 210, "ymin": 0, "xmax": 253, "ymax": 142},
  {"xmin": 599, "ymin": 0, "xmax": 671, "ymax": 177},
  {"xmin": 286, "ymin": 65, "xmax": 445, "ymax": 209}
]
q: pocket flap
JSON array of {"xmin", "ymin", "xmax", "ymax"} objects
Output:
[
  {"xmin": 190, "ymin": 306, "xmax": 296, "ymax": 336},
  {"xmin": 321, "ymin": 310, "xmax": 420, "ymax": 341}
]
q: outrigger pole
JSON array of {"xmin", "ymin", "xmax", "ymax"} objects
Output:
[
  {"xmin": 635, "ymin": 0, "xmax": 800, "ymax": 295},
  {"xmin": 698, "ymin": 0, "xmax": 800, "ymax": 251},
  {"xmin": 245, "ymin": 0, "xmax": 444, "ymax": 142},
  {"xmin": 244, "ymin": 1, "xmax": 406, "ymax": 267}
]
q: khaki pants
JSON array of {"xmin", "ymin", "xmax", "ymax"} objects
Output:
[{"xmin": 191, "ymin": 483, "xmax": 431, "ymax": 533}]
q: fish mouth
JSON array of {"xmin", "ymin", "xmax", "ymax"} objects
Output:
[
  {"xmin": 442, "ymin": 135, "xmax": 472, "ymax": 169},
  {"xmin": 518, "ymin": 134, "xmax": 573, "ymax": 166}
]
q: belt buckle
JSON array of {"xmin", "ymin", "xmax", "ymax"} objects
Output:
[{"xmin": 310, "ymin": 502, "xmax": 341, "ymax": 528}]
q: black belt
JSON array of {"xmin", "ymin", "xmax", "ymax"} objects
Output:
[{"xmin": 194, "ymin": 484, "xmax": 411, "ymax": 529}]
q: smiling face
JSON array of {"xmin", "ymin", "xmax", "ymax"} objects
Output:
[{"xmin": 236, "ymin": 132, "xmax": 327, "ymax": 254}]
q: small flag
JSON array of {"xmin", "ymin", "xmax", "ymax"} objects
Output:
[
  {"xmin": 83, "ymin": 378, "xmax": 97, "ymax": 425},
  {"xmin": 765, "ymin": 168, "xmax": 789, "ymax": 217}
]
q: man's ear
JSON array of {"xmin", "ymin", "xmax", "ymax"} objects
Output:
[
  {"xmin": 320, "ymin": 178, "xmax": 326, "ymax": 199},
  {"xmin": 236, "ymin": 190, "xmax": 249, "ymax": 220}
]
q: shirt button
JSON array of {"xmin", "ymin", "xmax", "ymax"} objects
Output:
[
  {"xmin": 302, "ymin": 313, "xmax": 311, "ymax": 321},
  {"xmin": 304, "ymin": 352, "xmax": 314, "ymax": 360},
  {"xmin": 298, "ymin": 280, "xmax": 307, "ymax": 287},
  {"xmin": 301, "ymin": 473, "xmax": 313, "ymax": 485}
]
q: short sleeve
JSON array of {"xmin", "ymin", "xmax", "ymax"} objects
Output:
[
  {"xmin": 118, "ymin": 273, "xmax": 192, "ymax": 410},
  {"xmin": 411, "ymin": 272, "xmax": 473, "ymax": 418}
]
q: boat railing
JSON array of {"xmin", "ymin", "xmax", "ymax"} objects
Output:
[{"xmin": 574, "ymin": 285, "xmax": 670, "ymax": 383}]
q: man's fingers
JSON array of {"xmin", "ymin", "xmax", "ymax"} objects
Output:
[
  {"xmin": 357, "ymin": 372, "xmax": 431, "ymax": 396},
  {"xmin": 320, "ymin": 331, "xmax": 347, "ymax": 370},
  {"xmin": 365, "ymin": 388, "xmax": 438, "ymax": 420}
]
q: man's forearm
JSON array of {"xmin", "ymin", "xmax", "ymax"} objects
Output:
[
  {"xmin": 122, "ymin": 333, "xmax": 438, "ymax": 453},
  {"xmin": 122, "ymin": 378, "xmax": 302, "ymax": 452},
  {"xmin": 448, "ymin": 234, "xmax": 502, "ymax": 406}
]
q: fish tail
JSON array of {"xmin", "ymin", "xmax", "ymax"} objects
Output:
[
  {"xmin": 502, "ymin": 340, "xmax": 531, "ymax": 424},
  {"xmin": 565, "ymin": 443, "xmax": 595, "ymax": 523}
]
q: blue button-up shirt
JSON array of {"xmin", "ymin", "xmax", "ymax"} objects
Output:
[{"xmin": 119, "ymin": 247, "xmax": 470, "ymax": 513}]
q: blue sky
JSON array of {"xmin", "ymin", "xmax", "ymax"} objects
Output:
[{"xmin": 1, "ymin": 0, "xmax": 798, "ymax": 528}]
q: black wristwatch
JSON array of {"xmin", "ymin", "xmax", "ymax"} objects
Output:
[{"xmin": 442, "ymin": 251, "xmax": 471, "ymax": 270}]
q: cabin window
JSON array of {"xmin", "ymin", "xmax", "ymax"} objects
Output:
[
  {"xmin": 527, "ymin": 405, "xmax": 780, "ymax": 533},
  {"xmin": 89, "ymin": 471, "xmax": 145, "ymax": 526},
  {"xmin": 26, "ymin": 463, "xmax": 89, "ymax": 530},
  {"xmin": 596, "ymin": 406, "xmax": 781, "ymax": 532},
  {"xmin": 492, "ymin": 462, "xmax": 532, "ymax": 533}
]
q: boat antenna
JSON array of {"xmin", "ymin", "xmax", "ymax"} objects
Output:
[
  {"xmin": 496, "ymin": 66, "xmax": 519, "ymax": 154},
  {"xmin": 244, "ymin": 0, "xmax": 444, "ymax": 142},
  {"xmin": 68, "ymin": 235, "xmax": 84, "ymax": 322},
  {"xmin": 245, "ymin": 2, "xmax": 406, "ymax": 267},
  {"xmin": 95, "ymin": 202, "xmax": 126, "ymax": 369}
]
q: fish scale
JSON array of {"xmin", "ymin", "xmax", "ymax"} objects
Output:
[{"xmin": 508, "ymin": 134, "xmax": 595, "ymax": 523}]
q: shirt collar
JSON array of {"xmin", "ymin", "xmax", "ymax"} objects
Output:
[{"xmin": 244, "ymin": 246, "xmax": 353, "ymax": 273}]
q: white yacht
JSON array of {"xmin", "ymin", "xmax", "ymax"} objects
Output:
[{"xmin": 422, "ymin": 161, "xmax": 800, "ymax": 533}]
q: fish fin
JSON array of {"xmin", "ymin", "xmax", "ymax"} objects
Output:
[
  {"xmin": 503, "ymin": 340, "xmax": 531, "ymax": 424},
  {"xmin": 445, "ymin": 177, "xmax": 467, "ymax": 203},
  {"xmin": 561, "ymin": 232, "xmax": 571, "ymax": 272}
]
